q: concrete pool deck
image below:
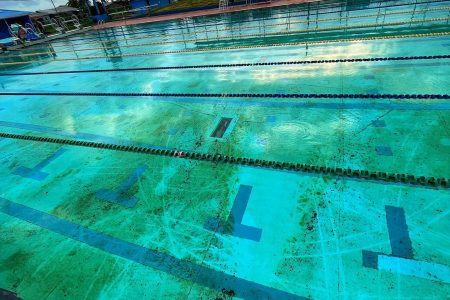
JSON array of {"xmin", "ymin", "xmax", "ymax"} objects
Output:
[{"xmin": 93, "ymin": 0, "xmax": 321, "ymax": 30}]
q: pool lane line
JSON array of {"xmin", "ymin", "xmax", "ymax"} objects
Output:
[
  {"xmin": 7, "ymin": 17, "xmax": 450, "ymax": 58},
  {"xmin": 27, "ymin": 6, "xmax": 450, "ymax": 50},
  {"xmin": 362, "ymin": 206, "xmax": 450, "ymax": 283},
  {"xmin": 1, "ymin": 92, "xmax": 449, "ymax": 99},
  {"xmin": 80, "ymin": 0, "xmax": 450, "ymax": 42},
  {"xmin": 1, "ymin": 32, "xmax": 449, "ymax": 66},
  {"xmin": 0, "ymin": 132, "xmax": 447, "ymax": 189},
  {"xmin": 1, "ymin": 55, "xmax": 448, "ymax": 76},
  {"xmin": 13, "ymin": 148, "xmax": 67, "ymax": 181},
  {"xmin": 204, "ymin": 184, "xmax": 263, "ymax": 242},
  {"xmin": 385, "ymin": 206, "xmax": 414, "ymax": 259},
  {"xmin": 0, "ymin": 197, "xmax": 307, "ymax": 300},
  {"xmin": 96, "ymin": 164, "xmax": 147, "ymax": 208}
]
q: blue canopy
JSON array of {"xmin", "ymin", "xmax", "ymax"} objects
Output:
[
  {"xmin": 0, "ymin": 9, "xmax": 37, "ymax": 45},
  {"xmin": 0, "ymin": 9, "xmax": 31, "ymax": 20}
]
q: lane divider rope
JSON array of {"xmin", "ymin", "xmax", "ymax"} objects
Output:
[
  {"xmin": 1, "ymin": 54, "xmax": 449, "ymax": 76},
  {"xmin": 33, "ymin": 6, "xmax": 450, "ymax": 50},
  {"xmin": 1, "ymin": 31, "xmax": 449, "ymax": 66},
  {"xmin": 0, "ymin": 132, "xmax": 447, "ymax": 189},
  {"xmin": 6, "ymin": 17, "xmax": 450, "ymax": 58},
  {"xmin": 1, "ymin": 92, "xmax": 449, "ymax": 99}
]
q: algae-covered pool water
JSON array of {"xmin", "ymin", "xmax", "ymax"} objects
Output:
[{"xmin": 0, "ymin": 0, "xmax": 449, "ymax": 299}]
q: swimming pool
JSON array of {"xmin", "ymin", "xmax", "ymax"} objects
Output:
[{"xmin": 0, "ymin": 0, "xmax": 449, "ymax": 299}]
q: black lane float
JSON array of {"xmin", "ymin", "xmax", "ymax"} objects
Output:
[
  {"xmin": 0, "ymin": 132, "xmax": 447, "ymax": 189},
  {"xmin": 0, "ymin": 92, "xmax": 449, "ymax": 99},
  {"xmin": 1, "ymin": 55, "xmax": 449, "ymax": 77}
]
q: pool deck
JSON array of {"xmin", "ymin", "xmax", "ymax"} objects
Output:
[{"xmin": 94, "ymin": 0, "xmax": 320, "ymax": 30}]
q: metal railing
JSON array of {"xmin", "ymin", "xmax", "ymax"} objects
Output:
[
  {"xmin": 58, "ymin": 15, "xmax": 83, "ymax": 31},
  {"xmin": 219, "ymin": 0, "xmax": 229, "ymax": 10}
]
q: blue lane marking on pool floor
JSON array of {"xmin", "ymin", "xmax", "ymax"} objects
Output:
[
  {"xmin": 39, "ymin": 112, "xmax": 50, "ymax": 119},
  {"xmin": 96, "ymin": 165, "xmax": 147, "ymax": 208},
  {"xmin": 372, "ymin": 120, "xmax": 386, "ymax": 127},
  {"xmin": 362, "ymin": 206, "xmax": 450, "ymax": 283},
  {"xmin": 385, "ymin": 205, "xmax": 413, "ymax": 259},
  {"xmin": 362, "ymin": 250, "xmax": 382, "ymax": 269},
  {"xmin": 256, "ymin": 137, "xmax": 268, "ymax": 145},
  {"xmin": 0, "ymin": 197, "xmax": 306, "ymax": 299},
  {"xmin": 168, "ymin": 128, "xmax": 178, "ymax": 136},
  {"xmin": 375, "ymin": 146, "xmax": 393, "ymax": 156},
  {"xmin": 13, "ymin": 148, "xmax": 67, "ymax": 181},
  {"xmin": 266, "ymin": 116, "xmax": 277, "ymax": 123},
  {"xmin": 205, "ymin": 185, "xmax": 262, "ymax": 242}
]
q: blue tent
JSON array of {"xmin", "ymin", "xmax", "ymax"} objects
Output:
[
  {"xmin": 130, "ymin": 0, "xmax": 152, "ymax": 14},
  {"xmin": 83, "ymin": 0, "xmax": 108, "ymax": 22},
  {"xmin": 0, "ymin": 9, "xmax": 40, "ymax": 46},
  {"xmin": 131, "ymin": 0, "xmax": 170, "ymax": 12}
]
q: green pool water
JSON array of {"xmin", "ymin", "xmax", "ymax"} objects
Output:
[{"xmin": 0, "ymin": 0, "xmax": 449, "ymax": 299}]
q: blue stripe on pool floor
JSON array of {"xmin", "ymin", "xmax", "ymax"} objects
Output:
[
  {"xmin": 362, "ymin": 205, "xmax": 450, "ymax": 283},
  {"xmin": 385, "ymin": 205, "xmax": 414, "ymax": 259},
  {"xmin": 0, "ymin": 197, "xmax": 306, "ymax": 300},
  {"xmin": 204, "ymin": 185, "xmax": 263, "ymax": 242},
  {"xmin": 95, "ymin": 165, "xmax": 147, "ymax": 208},
  {"xmin": 12, "ymin": 148, "xmax": 67, "ymax": 181},
  {"xmin": 0, "ymin": 121, "xmax": 446, "ymax": 191}
]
